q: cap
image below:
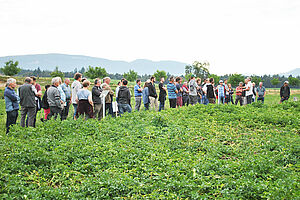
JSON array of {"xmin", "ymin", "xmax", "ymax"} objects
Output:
[
  {"xmin": 191, "ymin": 75, "xmax": 196, "ymax": 78},
  {"xmin": 284, "ymin": 81, "xmax": 289, "ymax": 84},
  {"xmin": 219, "ymin": 80, "xmax": 223, "ymax": 83}
]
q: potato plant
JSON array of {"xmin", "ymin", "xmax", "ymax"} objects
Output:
[{"xmin": 0, "ymin": 102, "xmax": 299, "ymax": 199}]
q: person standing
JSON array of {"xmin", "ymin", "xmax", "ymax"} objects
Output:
[
  {"xmin": 201, "ymin": 79, "xmax": 209, "ymax": 105},
  {"xmin": 71, "ymin": 73, "xmax": 82, "ymax": 119},
  {"xmin": 175, "ymin": 77, "xmax": 183, "ymax": 107},
  {"xmin": 279, "ymin": 81, "xmax": 290, "ymax": 104},
  {"xmin": 235, "ymin": 82, "xmax": 243, "ymax": 106},
  {"xmin": 19, "ymin": 77, "xmax": 42, "ymax": 127},
  {"xmin": 57, "ymin": 78, "xmax": 67, "ymax": 120},
  {"xmin": 4, "ymin": 78, "xmax": 20, "ymax": 133},
  {"xmin": 92, "ymin": 78, "xmax": 103, "ymax": 120},
  {"xmin": 252, "ymin": 82, "xmax": 257, "ymax": 102},
  {"xmin": 196, "ymin": 78, "xmax": 203, "ymax": 104},
  {"xmin": 217, "ymin": 80, "xmax": 226, "ymax": 104},
  {"xmin": 148, "ymin": 76, "xmax": 158, "ymax": 111},
  {"xmin": 61, "ymin": 78, "xmax": 71, "ymax": 120},
  {"xmin": 76, "ymin": 80, "xmax": 94, "ymax": 119},
  {"xmin": 41, "ymin": 85, "xmax": 50, "ymax": 120},
  {"xmin": 158, "ymin": 77, "xmax": 167, "ymax": 111},
  {"xmin": 47, "ymin": 77, "xmax": 63, "ymax": 120},
  {"xmin": 182, "ymin": 81, "xmax": 189, "ymax": 106},
  {"xmin": 115, "ymin": 81, "xmax": 121, "ymax": 103},
  {"xmin": 118, "ymin": 80, "xmax": 132, "ymax": 115},
  {"xmin": 224, "ymin": 79, "xmax": 229, "ymax": 104},
  {"xmin": 206, "ymin": 78, "xmax": 216, "ymax": 104},
  {"xmin": 244, "ymin": 77, "xmax": 253, "ymax": 104},
  {"xmin": 102, "ymin": 77, "xmax": 114, "ymax": 116},
  {"xmin": 142, "ymin": 81, "xmax": 150, "ymax": 110},
  {"xmin": 256, "ymin": 82, "xmax": 266, "ymax": 104},
  {"xmin": 167, "ymin": 77, "xmax": 178, "ymax": 108},
  {"xmin": 188, "ymin": 75, "xmax": 198, "ymax": 105},
  {"xmin": 134, "ymin": 80, "xmax": 143, "ymax": 111},
  {"xmin": 228, "ymin": 84, "xmax": 234, "ymax": 104},
  {"xmin": 26, "ymin": 76, "xmax": 42, "ymax": 127}
]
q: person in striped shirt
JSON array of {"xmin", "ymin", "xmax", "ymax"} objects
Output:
[{"xmin": 167, "ymin": 77, "xmax": 178, "ymax": 108}]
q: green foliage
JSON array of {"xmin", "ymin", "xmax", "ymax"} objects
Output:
[
  {"xmin": 251, "ymin": 76, "xmax": 262, "ymax": 85},
  {"xmin": 50, "ymin": 66, "xmax": 64, "ymax": 79},
  {"xmin": 0, "ymin": 60, "xmax": 21, "ymax": 76},
  {"xmin": 84, "ymin": 66, "xmax": 108, "ymax": 79},
  {"xmin": 123, "ymin": 69, "xmax": 138, "ymax": 82},
  {"xmin": 153, "ymin": 70, "xmax": 167, "ymax": 81},
  {"xmin": 185, "ymin": 73, "xmax": 193, "ymax": 81},
  {"xmin": 209, "ymin": 74, "xmax": 220, "ymax": 84},
  {"xmin": 228, "ymin": 74, "xmax": 244, "ymax": 87},
  {"xmin": 1, "ymin": 102, "xmax": 299, "ymax": 199},
  {"xmin": 288, "ymin": 76, "xmax": 300, "ymax": 86},
  {"xmin": 192, "ymin": 61, "xmax": 210, "ymax": 79},
  {"xmin": 271, "ymin": 78, "xmax": 280, "ymax": 86}
]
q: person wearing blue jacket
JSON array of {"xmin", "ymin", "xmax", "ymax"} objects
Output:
[
  {"xmin": 142, "ymin": 81, "xmax": 150, "ymax": 110},
  {"xmin": 134, "ymin": 80, "xmax": 143, "ymax": 111},
  {"xmin": 4, "ymin": 78, "xmax": 20, "ymax": 133}
]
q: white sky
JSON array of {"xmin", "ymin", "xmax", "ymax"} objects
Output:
[{"xmin": 0, "ymin": 0, "xmax": 299, "ymax": 75}]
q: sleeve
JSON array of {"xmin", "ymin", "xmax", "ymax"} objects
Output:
[
  {"xmin": 4, "ymin": 90, "xmax": 18, "ymax": 102},
  {"xmin": 54, "ymin": 89, "xmax": 62, "ymax": 108},
  {"xmin": 92, "ymin": 87, "xmax": 101, "ymax": 97},
  {"xmin": 31, "ymin": 85, "xmax": 38, "ymax": 95}
]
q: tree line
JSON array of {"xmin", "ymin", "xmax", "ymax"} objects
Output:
[{"xmin": 1, "ymin": 60, "xmax": 300, "ymax": 88}]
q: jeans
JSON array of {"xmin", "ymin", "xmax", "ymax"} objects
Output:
[
  {"xmin": 73, "ymin": 104, "xmax": 78, "ymax": 119},
  {"xmin": 183, "ymin": 95, "xmax": 189, "ymax": 106},
  {"xmin": 246, "ymin": 95, "xmax": 253, "ymax": 104},
  {"xmin": 94, "ymin": 103, "xmax": 103, "ymax": 120},
  {"xmin": 197, "ymin": 95, "xmax": 202, "ymax": 104},
  {"xmin": 20, "ymin": 107, "xmax": 36, "ymax": 127},
  {"xmin": 47, "ymin": 106, "xmax": 62, "ymax": 120},
  {"xmin": 202, "ymin": 95, "xmax": 209, "ymax": 105},
  {"xmin": 135, "ymin": 96, "xmax": 142, "ymax": 111},
  {"xmin": 189, "ymin": 95, "xmax": 198, "ymax": 105},
  {"xmin": 119, "ymin": 104, "xmax": 132, "ymax": 115},
  {"xmin": 235, "ymin": 95, "xmax": 243, "ymax": 106},
  {"xmin": 159, "ymin": 101, "xmax": 165, "ymax": 112},
  {"xmin": 169, "ymin": 98, "xmax": 177, "ymax": 108},
  {"xmin": 218, "ymin": 96, "xmax": 225, "ymax": 104},
  {"xmin": 6, "ymin": 110, "xmax": 18, "ymax": 133},
  {"xmin": 105, "ymin": 103, "xmax": 113, "ymax": 117},
  {"xmin": 257, "ymin": 96, "xmax": 264, "ymax": 104},
  {"xmin": 144, "ymin": 103, "xmax": 149, "ymax": 110},
  {"xmin": 61, "ymin": 100, "xmax": 70, "ymax": 120}
]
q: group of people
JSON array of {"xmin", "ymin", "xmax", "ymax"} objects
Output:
[{"xmin": 4, "ymin": 73, "xmax": 292, "ymax": 133}]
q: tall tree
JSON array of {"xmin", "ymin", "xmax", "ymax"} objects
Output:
[
  {"xmin": 228, "ymin": 74, "xmax": 245, "ymax": 87},
  {"xmin": 123, "ymin": 69, "xmax": 138, "ymax": 82},
  {"xmin": 0, "ymin": 60, "xmax": 21, "ymax": 76},
  {"xmin": 84, "ymin": 66, "xmax": 108, "ymax": 79},
  {"xmin": 271, "ymin": 78, "xmax": 280, "ymax": 86},
  {"xmin": 50, "ymin": 66, "xmax": 64, "ymax": 78},
  {"xmin": 192, "ymin": 61, "xmax": 210, "ymax": 79},
  {"xmin": 153, "ymin": 70, "xmax": 167, "ymax": 81},
  {"xmin": 288, "ymin": 76, "xmax": 300, "ymax": 86}
]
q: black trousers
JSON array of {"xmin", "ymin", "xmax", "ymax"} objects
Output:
[
  {"xmin": 169, "ymin": 98, "xmax": 177, "ymax": 108},
  {"xmin": 6, "ymin": 110, "xmax": 18, "ymax": 133},
  {"xmin": 47, "ymin": 106, "xmax": 62, "ymax": 120},
  {"xmin": 61, "ymin": 100, "xmax": 71, "ymax": 120}
]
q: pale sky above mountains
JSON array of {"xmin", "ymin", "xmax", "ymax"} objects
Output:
[{"xmin": 0, "ymin": 0, "xmax": 299, "ymax": 75}]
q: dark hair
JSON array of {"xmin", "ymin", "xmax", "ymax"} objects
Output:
[
  {"xmin": 175, "ymin": 77, "xmax": 181, "ymax": 82},
  {"xmin": 136, "ymin": 79, "xmax": 141, "ymax": 83},
  {"xmin": 24, "ymin": 77, "xmax": 32, "ymax": 83},
  {"xmin": 144, "ymin": 82, "xmax": 149, "ymax": 88},
  {"xmin": 45, "ymin": 85, "xmax": 50, "ymax": 90},
  {"xmin": 81, "ymin": 78, "xmax": 86, "ymax": 82},
  {"xmin": 74, "ymin": 73, "xmax": 82, "ymax": 80},
  {"xmin": 30, "ymin": 76, "xmax": 37, "ymax": 81},
  {"xmin": 209, "ymin": 78, "xmax": 214, "ymax": 83},
  {"xmin": 94, "ymin": 78, "xmax": 100, "ymax": 85},
  {"xmin": 169, "ymin": 76, "xmax": 174, "ymax": 82},
  {"xmin": 123, "ymin": 80, "xmax": 128, "ymax": 85},
  {"xmin": 150, "ymin": 76, "xmax": 155, "ymax": 81},
  {"xmin": 117, "ymin": 81, "xmax": 121, "ymax": 85},
  {"xmin": 82, "ymin": 80, "xmax": 90, "ymax": 87},
  {"xmin": 121, "ymin": 78, "xmax": 125, "ymax": 82}
]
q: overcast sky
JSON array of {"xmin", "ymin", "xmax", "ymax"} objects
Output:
[{"xmin": 0, "ymin": 0, "xmax": 299, "ymax": 75}]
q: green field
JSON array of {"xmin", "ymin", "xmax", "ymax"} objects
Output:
[{"xmin": 0, "ymin": 76, "xmax": 300, "ymax": 199}]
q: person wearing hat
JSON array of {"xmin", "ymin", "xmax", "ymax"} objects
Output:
[
  {"xmin": 188, "ymin": 75, "xmax": 198, "ymax": 105},
  {"xmin": 279, "ymin": 81, "xmax": 290, "ymax": 104},
  {"xmin": 217, "ymin": 80, "xmax": 226, "ymax": 104}
]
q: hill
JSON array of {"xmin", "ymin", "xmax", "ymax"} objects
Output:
[
  {"xmin": 0, "ymin": 54, "xmax": 187, "ymax": 75},
  {"xmin": 279, "ymin": 68, "xmax": 300, "ymax": 77}
]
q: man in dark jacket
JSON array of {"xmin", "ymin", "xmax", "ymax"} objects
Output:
[
  {"xmin": 92, "ymin": 78, "xmax": 103, "ymax": 120},
  {"xmin": 118, "ymin": 79, "xmax": 132, "ymax": 115},
  {"xmin": 47, "ymin": 77, "xmax": 63, "ymax": 120},
  {"xmin": 19, "ymin": 77, "xmax": 42, "ymax": 127},
  {"xmin": 148, "ymin": 76, "xmax": 158, "ymax": 111},
  {"xmin": 279, "ymin": 81, "xmax": 290, "ymax": 104}
]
